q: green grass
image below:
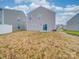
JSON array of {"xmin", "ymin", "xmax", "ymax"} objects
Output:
[{"xmin": 63, "ymin": 29, "xmax": 79, "ymax": 35}]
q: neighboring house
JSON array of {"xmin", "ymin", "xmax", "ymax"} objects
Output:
[
  {"xmin": 0, "ymin": 6, "xmax": 56, "ymax": 34},
  {"xmin": 0, "ymin": 8, "xmax": 26, "ymax": 31},
  {"xmin": 65, "ymin": 13, "xmax": 79, "ymax": 30},
  {"xmin": 26, "ymin": 6, "xmax": 56, "ymax": 32}
]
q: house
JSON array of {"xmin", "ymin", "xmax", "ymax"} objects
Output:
[
  {"xmin": 0, "ymin": 8, "xmax": 26, "ymax": 32},
  {"xmin": 0, "ymin": 6, "xmax": 56, "ymax": 34},
  {"xmin": 26, "ymin": 6, "xmax": 56, "ymax": 32},
  {"xmin": 65, "ymin": 13, "xmax": 79, "ymax": 30}
]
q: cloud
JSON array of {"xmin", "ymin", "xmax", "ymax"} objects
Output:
[
  {"xmin": 5, "ymin": 6, "xmax": 11, "ymax": 9},
  {"xmin": 64, "ymin": 5, "xmax": 79, "ymax": 12},
  {"xmin": 15, "ymin": 0, "xmax": 51, "ymax": 8},
  {"xmin": 15, "ymin": 0, "xmax": 47, "ymax": 4},
  {"xmin": 15, "ymin": 0, "xmax": 25, "ymax": 3},
  {"xmin": 5, "ymin": 5, "xmax": 29, "ymax": 14},
  {"xmin": 5, "ymin": 1, "xmax": 79, "ymax": 25},
  {"xmin": 29, "ymin": 3, "xmax": 40, "ymax": 11},
  {"xmin": 14, "ymin": 0, "xmax": 52, "ymax": 12},
  {"xmin": 12, "ymin": 5, "xmax": 29, "ymax": 13},
  {"xmin": 55, "ymin": 5, "xmax": 79, "ymax": 25},
  {"xmin": 14, "ymin": 0, "xmax": 52, "ymax": 13},
  {"xmin": 54, "ymin": 6, "xmax": 64, "ymax": 12}
]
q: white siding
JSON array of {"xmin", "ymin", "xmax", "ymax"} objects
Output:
[{"xmin": 0, "ymin": 25, "xmax": 12, "ymax": 34}]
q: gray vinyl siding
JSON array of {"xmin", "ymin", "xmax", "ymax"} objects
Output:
[
  {"xmin": 0, "ymin": 7, "xmax": 56, "ymax": 32},
  {"xmin": 65, "ymin": 13, "xmax": 79, "ymax": 30},
  {"xmin": 4, "ymin": 9, "xmax": 26, "ymax": 31},
  {"xmin": 26, "ymin": 7, "xmax": 56, "ymax": 32}
]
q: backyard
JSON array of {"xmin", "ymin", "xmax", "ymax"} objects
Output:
[{"xmin": 0, "ymin": 31, "xmax": 79, "ymax": 59}]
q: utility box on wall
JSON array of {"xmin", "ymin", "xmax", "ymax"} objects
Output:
[{"xmin": 0, "ymin": 24, "xmax": 12, "ymax": 34}]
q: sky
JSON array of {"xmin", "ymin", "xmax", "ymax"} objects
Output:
[{"xmin": 0, "ymin": 0, "xmax": 79, "ymax": 25}]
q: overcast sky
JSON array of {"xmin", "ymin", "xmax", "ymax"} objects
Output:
[{"xmin": 0, "ymin": 0, "xmax": 79, "ymax": 25}]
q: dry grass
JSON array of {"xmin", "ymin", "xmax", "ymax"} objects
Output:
[{"xmin": 0, "ymin": 31, "xmax": 79, "ymax": 59}]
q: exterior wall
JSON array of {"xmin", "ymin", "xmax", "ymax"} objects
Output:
[
  {"xmin": 65, "ymin": 25, "xmax": 79, "ymax": 30},
  {"xmin": 0, "ymin": 7, "xmax": 56, "ymax": 32},
  {"xmin": 65, "ymin": 13, "xmax": 79, "ymax": 30},
  {"xmin": 4, "ymin": 9, "xmax": 26, "ymax": 31},
  {"xmin": 0, "ymin": 24, "xmax": 12, "ymax": 34},
  {"xmin": 26, "ymin": 7, "xmax": 56, "ymax": 32}
]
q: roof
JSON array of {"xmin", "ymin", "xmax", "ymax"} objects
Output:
[
  {"xmin": 67, "ymin": 13, "xmax": 79, "ymax": 24},
  {"xmin": 0, "ymin": 8, "xmax": 24, "ymax": 14},
  {"xmin": 27, "ymin": 6, "xmax": 55, "ymax": 14},
  {"xmin": 0, "ymin": 8, "xmax": 27, "ymax": 17}
]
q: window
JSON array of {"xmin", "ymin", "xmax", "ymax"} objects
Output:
[
  {"xmin": 18, "ymin": 26, "xmax": 20, "ymax": 29},
  {"xmin": 28, "ymin": 15, "xmax": 32, "ymax": 20},
  {"xmin": 37, "ymin": 14, "xmax": 42, "ymax": 20},
  {"xmin": 17, "ymin": 17, "xmax": 20, "ymax": 21},
  {"xmin": 17, "ymin": 19, "xmax": 20, "ymax": 21},
  {"xmin": 17, "ymin": 17, "xmax": 21, "ymax": 25},
  {"xmin": 0, "ymin": 9, "xmax": 2, "ymax": 11},
  {"xmin": 43, "ymin": 24, "xmax": 47, "ymax": 31},
  {"xmin": 17, "ymin": 17, "xmax": 21, "ymax": 29}
]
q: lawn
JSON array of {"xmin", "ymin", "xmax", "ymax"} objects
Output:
[
  {"xmin": 0, "ymin": 31, "xmax": 79, "ymax": 59},
  {"xmin": 63, "ymin": 30, "xmax": 79, "ymax": 35}
]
